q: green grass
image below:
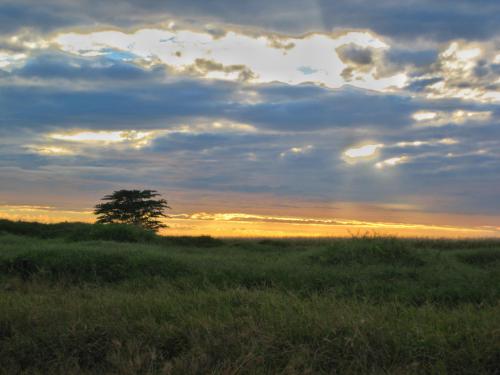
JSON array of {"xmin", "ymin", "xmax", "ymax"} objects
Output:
[{"xmin": 0, "ymin": 220, "xmax": 500, "ymax": 374}]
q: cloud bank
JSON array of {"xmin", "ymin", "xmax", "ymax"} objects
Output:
[{"xmin": 0, "ymin": 1, "xmax": 499, "ymax": 234}]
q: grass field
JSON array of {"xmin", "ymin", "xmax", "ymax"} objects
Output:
[{"xmin": 1, "ymin": 219, "xmax": 500, "ymax": 374}]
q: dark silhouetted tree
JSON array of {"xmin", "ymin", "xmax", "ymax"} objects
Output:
[{"xmin": 94, "ymin": 190, "xmax": 170, "ymax": 231}]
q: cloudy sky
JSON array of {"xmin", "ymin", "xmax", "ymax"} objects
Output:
[{"xmin": 1, "ymin": 0, "xmax": 499, "ymax": 236}]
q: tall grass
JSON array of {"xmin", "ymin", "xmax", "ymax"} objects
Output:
[
  {"xmin": 0, "ymin": 219, "xmax": 500, "ymax": 374},
  {"xmin": 1, "ymin": 284, "xmax": 499, "ymax": 374}
]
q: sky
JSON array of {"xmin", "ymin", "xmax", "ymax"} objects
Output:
[{"xmin": 1, "ymin": 0, "xmax": 499, "ymax": 237}]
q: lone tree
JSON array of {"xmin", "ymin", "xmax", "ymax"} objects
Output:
[{"xmin": 94, "ymin": 190, "xmax": 170, "ymax": 231}]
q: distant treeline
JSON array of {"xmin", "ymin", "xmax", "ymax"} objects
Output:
[{"xmin": 0, "ymin": 219, "xmax": 223, "ymax": 247}]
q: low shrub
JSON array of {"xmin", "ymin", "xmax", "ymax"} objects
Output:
[
  {"xmin": 71, "ymin": 223, "xmax": 156, "ymax": 243},
  {"xmin": 0, "ymin": 219, "xmax": 87, "ymax": 239},
  {"xmin": 0, "ymin": 219, "xmax": 156, "ymax": 243}
]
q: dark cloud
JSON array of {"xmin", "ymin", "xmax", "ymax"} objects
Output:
[
  {"xmin": 103, "ymin": 0, "xmax": 500, "ymax": 42},
  {"xmin": 406, "ymin": 77, "xmax": 443, "ymax": 92},
  {"xmin": 386, "ymin": 49, "xmax": 439, "ymax": 69},
  {"xmin": 0, "ymin": 2, "xmax": 78, "ymax": 33},
  {"xmin": 14, "ymin": 52, "xmax": 166, "ymax": 82},
  {"xmin": 1, "ymin": 6, "xmax": 500, "ymax": 219},
  {"xmin": 0, "ymin": 77, "xmax": 238, "ymax": 131},
  {"xmin": 0, "ymin": 78, "xmax": 420, "ymax": 134},
  {"xmin": 336, "ymin": 44, "xmax": 377, "ymax": 80},
  {"xmin": 317, "ymin": 0, "xmax": 500, "ymax": 42},
  {"xmin": 150, "ymin": 132, "xmax": 271, "ymax": 153},
  {"xmin": 1, "ymin": 53, "xmax": 417, "ymax": 133},
  {"xmin": 2, "ymin": 54, "xmax": 498, "ymax": 138},
  {"xmin": 233, "ymin": 86, "xmax": 416, "ymax": 131},
  {"xmin": 187, "ymin": 58, "xmax": 255, "ymax": 82},
  {"xmin": 337, "ymin": 45, "xmax": 373, "ymax": 66},
  {"xmin": 3, "ymin": 0, "xmax": 500, "ymax": 43}
]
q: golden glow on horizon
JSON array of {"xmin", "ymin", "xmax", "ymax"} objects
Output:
[{"xmin": 1, "ymin": 205, "xmax": 498, "ymax": 238}]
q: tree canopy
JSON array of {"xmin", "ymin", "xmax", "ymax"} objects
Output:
[{"xmin": 93, "ymin": 190, "xmax": 170, "ymax": 231}]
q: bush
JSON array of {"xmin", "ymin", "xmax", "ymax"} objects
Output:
[
  {"xmin": 0, "ymin": 219, "xmax": 156, "ymax": 243},
  {"xmin": 71, "ymin": 224, "xmax": 156, "ymax": 243},
  {"xmin": 0, "ymin": 219, "xmax": 87, "ymax": 239}
]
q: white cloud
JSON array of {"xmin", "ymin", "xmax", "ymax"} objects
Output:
[
  {"xmin": 395, "ymin": 138, "xmax": 459, "ymax": 147},
  {"xmin": 375, "ymin": 155, "xmax": 409, "ymax": 169},
  {"xmin": 438, "ymin": 138, "xmax": 459, "ymax": 145},
  {"xmin": 343, "ymin": 143, "xmax": 384, "ymax": 162},
  {"xmin": 418, "ymin": 41, "xmax": 500, "ymax": 103},
  {"xmin": 24, "ymin": 130, "xmax": 162, "ymax": 157},
  {"xmin": 343, "ymin": 138, "xmax": 457, "ymax": 167},
  {"xmin": 280, "ymin": 145, "xmax": 314, "ymax": 158},
  {"xmin": 412, "ymin": 110, "xmax": 492, "ymax": 127},
  {"xmin": 28, "ymin": 123, "xmax": 262, "ymax": 157},
  {"xmin": 48, "ymin": 130, "xmax": 160, "ymax": 149},
  {"xmin": 206, "ymin": 121, "xmax": 257, "ymax": 133},
  {"xmin": 412, "ymin": 111, "xmax": 437, "ymax": 121},
  {"xmin": 0, "ymin": 51, "xmax": 27, "ymax": 70},
  {"xmin": 26, "ymin": 145, "xmax": 75, "ymax": 156},
  {"xmin": 54, "ymin": 28, "xmax": 407, "ymax": 91}
]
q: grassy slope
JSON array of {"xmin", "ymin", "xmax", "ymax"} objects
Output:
[{"xmin": 0, "ymin": 221, "xmax": 499, "ymax": 374}]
